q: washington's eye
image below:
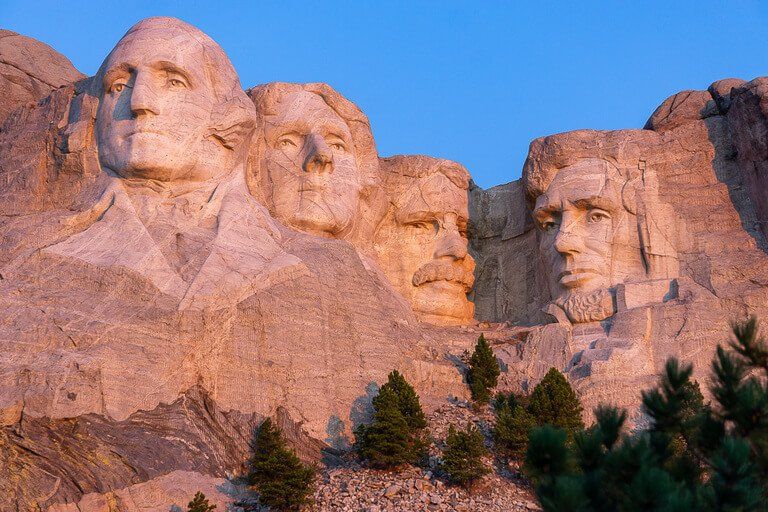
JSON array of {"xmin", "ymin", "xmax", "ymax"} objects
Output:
[
  {"xmin": 587, "ymin": 209, "xmax": 611, "ymax": 223},
  {"xmin": 168, "ymin": 78, "xmax": 187, "ymax": 88},
  {"xmin": 110, "ymin": 82, "xmax": 126, "ymax": 93}
]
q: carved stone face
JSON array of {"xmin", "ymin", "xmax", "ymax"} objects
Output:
[
  {"xmin": 533, "ymin": 159, "xmax": 645, "ymax": 309},
  {"xmin": 261, "ymin": 91, "xmax": 361, "ymax": 237},
  {"xmin": 96, "ymin": 29, "xmax": 229, "ymax": 182},
  {"xmin": 378, "ymin": 167, "xmax": 475, "ymax": 325}
]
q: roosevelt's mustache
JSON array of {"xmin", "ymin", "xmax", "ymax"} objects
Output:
[{"xmin": 412, "ymin": 259, "xmax": 474, "ymax": 289}]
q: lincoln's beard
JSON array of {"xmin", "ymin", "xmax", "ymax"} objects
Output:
[{"xmin": 556, "ymin": 288, "xmax": 616, "ymax": 324}]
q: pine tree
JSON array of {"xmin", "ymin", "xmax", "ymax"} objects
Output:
[
  {"xmin": 467, "ymin": 334, "xmax": 501, "ymax": 404},
  {"xmin": 247, "ymin": 418, "xmax": 315, "ymax": 511},
  {"xmin": 355, "ymin": 372, "xmax": 428, "ymax": 468},
  {"xmin": 373, "ymin": 370, "xmax": 427, "ymax": 430},
  {"xmin": 441, "ymin": 424, "xmax": 490, "ymax": 487},
  {"xmin": 527, "ymin": 367, "xmax": 584, "ymax": 436},
  {"xmin": 494, "ymin": 403, "xmax": 537, "ymax": 456},
  {"xmin": 187, "ymin": 492, "xmax": 216, "ymax": 512},
  {"xmin": 524, "ymin": 317, "xmax": 768, "ymax": 512}
]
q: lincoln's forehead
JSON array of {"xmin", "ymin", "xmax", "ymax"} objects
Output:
[{"xmin": 536, "ymin": 159, "xmax": 618, "ymax": 210}]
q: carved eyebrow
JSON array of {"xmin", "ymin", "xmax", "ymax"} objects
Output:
[
  {"xmin": 151, "ymin": 61, "xmax": 193, "ymax": 86},
  {"xmin": 102, "ymin": 63, "xmax": 132, "ymax": 89},
  {"xmin": 571, "ymin": 196, "xmax": 617, "ymax": 212}
]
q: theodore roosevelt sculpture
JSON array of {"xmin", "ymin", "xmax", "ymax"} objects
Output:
[
  {"xmin": 525, "ymin": 155, "xmax": 680, "ymax": 324},
  {"xmin": 375, "ymin": 155, "xmax": 475, "ymax": 325}
]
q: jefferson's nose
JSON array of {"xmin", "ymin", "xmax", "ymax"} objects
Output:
[
  {"xmin": 303, "ymin": 133, "xmax": 334, "ymax": 174},
  {"xmin": 130, "ymin": 73, "xmax": 160, "ymax": 117}
]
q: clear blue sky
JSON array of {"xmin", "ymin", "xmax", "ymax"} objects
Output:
[{"xmin": 2, "ymin": 1, "xmax": 767, "ymax": 188}]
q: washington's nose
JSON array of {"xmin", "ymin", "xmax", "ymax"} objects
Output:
[
  {"xmin": 434, "ymin": 229, "xmax": 467, "ymax": 260},
  {"xmin": 303, "ymin": 134, "xmax": 334, "ymax": 174},
  {"xmin": 130, "ymin": 74, "xmax": 160, "ymax": 117}
]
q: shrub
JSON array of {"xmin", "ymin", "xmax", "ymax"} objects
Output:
[
  {"xmin": 187, "ymin": 492, "xmax": 216, "ymax": 512},
  {"xmin": 441, "ymin": 424, "xmax": 490, "ymax": 487},
  {"xmin": 494, "ymin": 403, "xmax": 537, "ymax": 456},
  {"xmin": 525, "ymin": 317, "xmax": 768, "ymax": 512},
  {"xmin": 467, "ymin": 334, "xmax": 501, "ymax": 404},
  {"xmin": 527, "ymin": 367, "xmax": 584, "ymax": 436},
  {"xmin": 374, "ymin": 370, "xmax": 427, "ymax": 430},
  {"xmin": 355, "ymin": 371, "xmax": 428, "ymax": 468},
  {"xmin": 247, "ymin": 418, "xmax": 315, "ymax": 511}
]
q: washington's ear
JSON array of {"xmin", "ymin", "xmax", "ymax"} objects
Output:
[{"xmin": 209, "ymin": 98, "xmax": 257, "ymax": 150}]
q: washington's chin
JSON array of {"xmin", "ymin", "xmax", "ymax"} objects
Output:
[{"xmin": 412, "ymin": 281, "xmax": 474, "ymax": 325}]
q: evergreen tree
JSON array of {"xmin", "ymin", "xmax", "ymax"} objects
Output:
[
  {"xmin": 527, "ymin": 367, "xmax": 584, "ymax": 436},
  {"xmin": 373, "ymin": 370, "xmax": 427, "ymax": 430},
  {"xmin": 467, "ymin": 334, "xmax": 501, "ymax": 404},
  {"xmin": 494, "ymin": 403, "xmax": 536, "ymax": 456},
  {"xmin": 187, "ymin": 492, "xmax": 216, "ymax": 512},
  {"xmin": 441, "ymin": 424, "xmax": 490, "ymax": 487},
  {"xmin": 355, "ymin": 372, "xmax": 428, "ymax": 468},
  {"xmin": 524, "ymin": 317, "xmax": 768, "ymax": 512},
  {"xmin": 247, "ymin": 418, "xmax": 315, "ymax": 511}
]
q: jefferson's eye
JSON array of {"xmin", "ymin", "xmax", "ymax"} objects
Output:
[
  {"xmin": 330, "ymin": 142, "xmax": 346, "ymax": 151},
  {"xmin": 278, "ymin": 138, "xmax": 297, "ymax": 149},
  {"xmin": 587, "ymin": 209, "xmax": 611, "ymax": 223}
]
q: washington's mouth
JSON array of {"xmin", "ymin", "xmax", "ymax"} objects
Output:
[{"xmin": 412, "ymin": 260, "xmax": 474, "ymax": 289}]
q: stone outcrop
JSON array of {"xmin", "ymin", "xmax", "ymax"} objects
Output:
[
  {"xmin": 0, "ymin": 30, "xmax": 84, "ymax": 126},
  {"xmin": 3, "ymin": 14, "xmax": 768, "ymax": 512}
]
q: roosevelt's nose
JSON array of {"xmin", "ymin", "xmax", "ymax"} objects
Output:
[
  {"xmin": 302, "ymin": 133, "xmax": 334, "ymax": 174},
  {"xmin": 130, "ymin": 73, "xmax": 160, "ymax": 117},
  {"xmin": 552, "ymin": 213, "xmax": 583, "ymax": 255},
  {"xmin": 434, "ymin": 218, "xmax": 467, "ymax": 260}
]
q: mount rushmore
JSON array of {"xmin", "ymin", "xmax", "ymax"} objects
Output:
[{"xmin": 2, "ymin": 16, "xmax": 768, "ymax": 510}]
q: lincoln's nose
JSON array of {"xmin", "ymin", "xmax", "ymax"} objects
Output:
[{"xmin": 303, "ymin": 134, "xmax": 334, "ymax": 174}]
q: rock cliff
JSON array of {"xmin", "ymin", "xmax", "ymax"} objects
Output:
[{"xmin": 2, "ymin": 16, "xmax": 768, "ymax": 511}]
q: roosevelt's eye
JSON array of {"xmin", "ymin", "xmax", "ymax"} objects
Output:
[{"xmin": 587, "ymin": 209, "xmax": 611, "ymax": 223}]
